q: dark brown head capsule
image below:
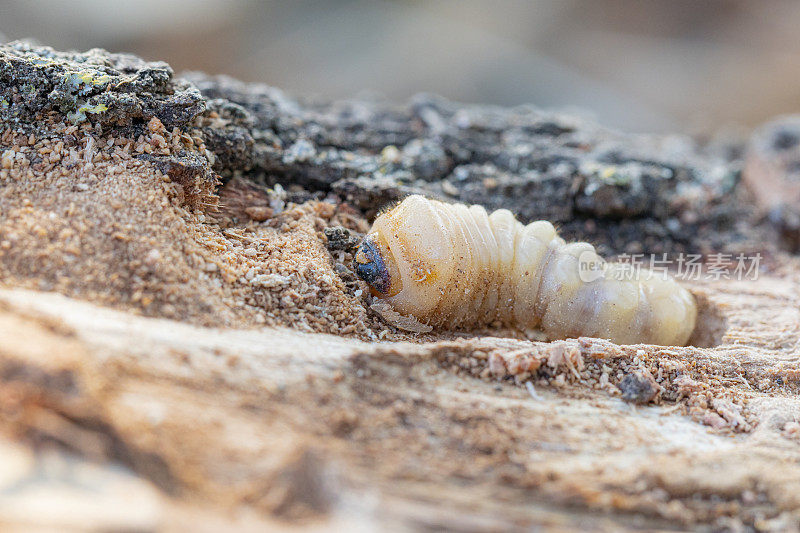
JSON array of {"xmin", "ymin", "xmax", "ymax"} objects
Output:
[{"xmin": 354, "ymin": 234, "xmax": 394, "ymax": 296}]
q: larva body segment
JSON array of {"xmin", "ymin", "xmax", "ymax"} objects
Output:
[{"xmin": 354, "ymin": 195, "xmax": 697, "ymax": 346}]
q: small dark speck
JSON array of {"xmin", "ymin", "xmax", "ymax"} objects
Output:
[
  {"xmin": 324, "ymin": 226, "xmax": 362, "ymax": 253},
  {"xmin": 617, "ymin": 370, "xmax": 660, "ymax": 404}
]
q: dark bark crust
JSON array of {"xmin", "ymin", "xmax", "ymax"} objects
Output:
[{"xmin": 2, "ymin": 41, "xmax": 770, "ymax": 258}]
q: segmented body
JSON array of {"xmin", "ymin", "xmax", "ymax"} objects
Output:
[{"xmin": 354, "ymin": 195, "xmax": 697, "ymax": 346}]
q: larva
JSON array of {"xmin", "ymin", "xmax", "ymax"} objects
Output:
[{"xmin": 354, "ymin": 195, "xmax": 697, "ymax": 346}]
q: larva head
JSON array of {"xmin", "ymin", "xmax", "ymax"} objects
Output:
[
  {"xmin": 354, "ymin": 232, "xmax": 402, "ymax": 297},
  {"xmin": 356, "ymin": 195, "xmax": 456, "ymax": 317}
]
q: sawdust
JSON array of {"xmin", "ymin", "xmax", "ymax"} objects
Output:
[{"xmin": 0, "ymin": 116, "xmax": 380, "ymax": 338}]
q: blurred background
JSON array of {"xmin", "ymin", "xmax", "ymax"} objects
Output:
[{"xmin": 2, "ymin": 0, "xmax": 800, "ymax": 133}]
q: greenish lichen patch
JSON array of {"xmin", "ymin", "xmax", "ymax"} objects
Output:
[
  {"xmin": 67, "ymin": 102, "xmax": 109, "ymax": 124},
  {"xmin": 62, "ymin": 70, "xmax": 114, "ymax": 96}
]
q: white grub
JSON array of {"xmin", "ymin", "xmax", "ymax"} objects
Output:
[{"xmin": 357, "ymin": 195, "xmax": 697, "ymax": 346}]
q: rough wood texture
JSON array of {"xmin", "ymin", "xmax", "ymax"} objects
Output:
[{"xmin": 2, "ymin": 41, "xmax": 800, "ymax": 531}]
